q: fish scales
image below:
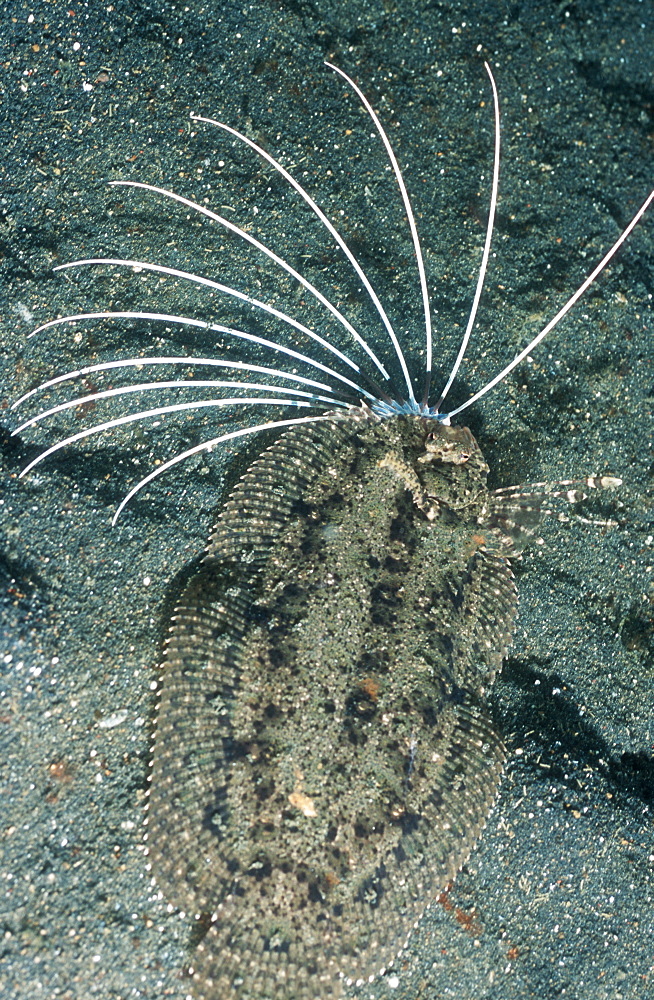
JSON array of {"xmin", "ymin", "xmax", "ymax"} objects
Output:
[{"xmin": 147, "ymin": 413, "xmax": 529, "ymax": 998}]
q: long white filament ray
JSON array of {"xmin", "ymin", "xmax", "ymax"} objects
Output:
[
  {"xmin": 13, "ymin": 380, "xmax": 346, "ymax": 435},
  {"xmin": 53, "ymin": 257, "xmax": 361, "ymax": 373},
  {"xmin": 18, "ymin": 397, "xmax": 324, "ymax": 479},
  {"xmin": 436, "ymin": 62, "xmax": 501, "ymax": 411},
  {"xmin": 327, "ymin": 61, "xmax": 430, "ymax": 392},
  {"xmin": 12, "ymin": 356, "xmax": 344, "ymax": 411},
  {"xmin": 110, "ymin": 413, "xmax": 344, "ymax": 524},
  {"xmin": 447, "ymin": 186, "xmax": 654, "ymax": 420},
  {"xmin": 24, "ymin": 310, "xmax": 375, "ymax": 400},
  {"xmin": 191, "ymin": 113, "xmax": 415, "ymax": 401},
  {"xmin": 110, "ymin": 179, "xmax": 391, "ymax": 380}
]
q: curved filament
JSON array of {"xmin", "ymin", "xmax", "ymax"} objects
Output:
[
  {"xmin": 447, "ymin": 186, "xmax": 654, "ymax": 420},
  {"xmin": 327, "ymin": 61, "xmax": 427, "ymax": 400},
  {"xmin": 14, "ymin": 380, "xmax": 346, "ymax": 435},
  {"xmin": 110, "ymin": 180, "xmax": 391, "ymax": 380},
  {"xmin": 192, "ymin": 113, "xmax": 413, "ymax": 397},
  {"xmin": 435, "ymin": 62, "xmax": 501, "ymax": 411},
  {"xmin": 24, "ymin": 311, "xmax": 376, "ymax": 400},
  {"xmin": 18, "ymin": 396, "xmax": 325, "ymax": 479},
  {"xmin": 111, "ymin": 413, "xmax": 343, "ymax": 524},
  {"xmin": 53, "ymin": 257, "xmax": 361, "ymax": 373}
]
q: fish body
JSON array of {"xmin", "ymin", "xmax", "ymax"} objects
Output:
[{"xmin": 148, "ymin": 414, "xmax": 526, "ymax": 997}]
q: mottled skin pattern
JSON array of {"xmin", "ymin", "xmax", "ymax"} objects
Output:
[{"xmin": 146, "ymin": 411, "xmax": 529, "ymax": 999}]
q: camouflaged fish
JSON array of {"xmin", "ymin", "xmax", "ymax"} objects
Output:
[{"xmin": 12, "ymin": 62, "xmax": 653, "ymax": 999}]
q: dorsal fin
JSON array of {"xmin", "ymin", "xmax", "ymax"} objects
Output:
[{"xmin": 205, "ymin": 415, "xmax": 356, "ymax": 563}]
